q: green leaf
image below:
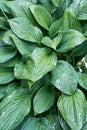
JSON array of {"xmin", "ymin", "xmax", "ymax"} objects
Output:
[
  {"xmin": 58, "ymin": 111, "xmax": 71, "ymax": 130},
  {"xmin": 29, "ymin": 5, "xmax": 52, "ymax": 30},
  {"xmin": 42, "ymin": 35, "xmax": 62, "ymax": 50},
  {"xmin": 58, "ymin": 30, "xmax": 86, "ymax": 53},
  {"xmin": 9, "ymin": 18, "xmax": 43, "ymax": 43},
  {"xmin": 11, "ymin": 34, "xmax": 38, "ymax": 55},
  {"xmin": 0, "ymin": 88, "xmax": 31, "ymax": 130},
  {"xmin": 70, "ymin": 0, "xmax": 87, "ymax": 20},
  {"xmin": 58, "ymin": 89, "xmax": 86, "ymax": 130},
  {"xmin": 2, "ymin": 30, "xmax": 14, "ymax": 46},
  {"xmin": 51, "ymin": 60, "xmax": 77, "ymax": 95},
  {"xmin": 51, "ymin": 0, "xmax": 60, "ymax": 7},
  {"xmin": 14, "ymin": 47, "xmax": 57, "ymax": 82},
  {"xmin": 21, "ymin": 118, "xmax": 47, "ymax": 130},
  {"xmin": 0, "ymin": 54, "xmax": 21, "ymax": 67},
  {"xmin": 0, "ymin": 68, "xmax": 15, "ymax": 84},
  {"xmin": 61, "ymin": 8, "xmax": 82, "ymax": 32},
  {"xmin": 71, "ymin": 40, "xmax": 87, "ymax": 57},
  {"xmin": 0, "ymin": 17, "xmax": 8, "ymax": 30},
  {"xmin": 21, "ymin": 115, "xmax": 61, "ymax": 130},
  {"xmin": 49, "ymin": 18, "xmax": 62, "ymax": 38},
  {"xmin": 33, "ymin": 86, "xmax": 55, "ymax": 114},
  {"xmin": 7, "ymin": 1, "xmax": 37, "ymax": 26},
  {"xmin": 0, "ymin": 46, "xmax": 17, "ymax": 63},
  {"xmin": 78, "ymin": 72, "xmax": 87, "ymax": 90}
]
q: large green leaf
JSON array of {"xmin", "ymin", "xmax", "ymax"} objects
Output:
[
  {"xmin": 9, "ymin": 18, "xmax": 43, "ymax": 43},
  {"xmin": 70, "ymin": 0, "xmax": 87, "ymax": 20},
  {"xmin": 0, "ymin": 46, "xmax": 17, "ymax": 63},
  {"xmin": 33, "ymin": 86, "xmax": 55, "ymax": 114},
  {"xmin": 29, "ymin": 5, "xmax": 52, "ymax": 30},
  {"xmin": 0, "ymin": 68, "xmax": 15, "ymax": 84},
  {"xmin": 14, "ymin": 47, "xmax": 57, "ymax": 82},
  {"xmin": 78, "ymin": 72, "xmax": 87, "ymax": 90},
  {"xmin": 51, "ymin": 60, "xmax": 77, "ymax": 95},
  {"xmin": 58, "ymin": 30, "xmax": 86, "ymax": 53},
  {"xmin": 11, "ymin": 34, "xmax": 37, "ymax": 55},
  {"xmin": 58, "ymin": 89, "xmax": 86, "ymax": 130},
  {"xmin": 0, "ymin": 87, "xmax": 31, "ymax": 130},
  {"xmin": 7, "ymin": 1, "xmax": 37, "ymax": 26}
]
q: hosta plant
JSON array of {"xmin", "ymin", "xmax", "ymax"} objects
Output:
[{"xmin": 0, "ymin": 0, "xmax": 87, "ymax": 130}]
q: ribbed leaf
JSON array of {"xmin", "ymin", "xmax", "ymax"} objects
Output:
[
  {"xmin": 2, "ymin": 30, "xmax": 14, "ymax": 46},
  {"xmin": 51, "ymin": 60, "xmax": 77, "ymax": 95},
  {"xmin": 70, "ymin": 0, "xmax": 87, "ymax": 20},
  {"xmin": 0, "ymin": 68, "xmax": 15, "ymax": 84},
  {"xmin": 78, "ymin": 72, "xmax": 87, "ymax": 90},
  {"xmin": 11, "ymin": 34, "xmax": 37, "ymax": 55},
  {"xmin": 0, "ymin": 88, "xmax": 31, "ymax": 130},
  {"xmin": 9, "ymin": 18, "xmax": 43, "ymax": 43},
  {"xmin": 29, "ymin": 5, "xmax": 52, "ymax": 30},
  {"xmin": 14, "ymin": 47, "xmax": 57, "ymax": 82},
  {"xmin": 58, "ymin": 30, "xmax": 86, "ymax": 53},
  {"xmin": 33, "ymin": 86, "xmax": 55, "ymax": 114},
  {"xmin": 7, "ymin": 1, "xmax": 37, "ymax": 26},
  {"xmin": 61, "ymin": 8, "xmax": 81, "ymax": 32},
  {"xmin": 21, "ymin": 114, "xmax": 61, "ymax": 130},
  {"xmin": 58, "ymin": 89, "xmax": 86, "ymax": 130},
  {"xmin": 49, "ymin": 18, "xmax": 62, "ymax": 38},
  {"xmin": 42, "ymin": 35, "xmax": 62, "ymax": 50},
  {"xmin": 0, "ymin": 46, "xmax": 17, "ymax": 63}
]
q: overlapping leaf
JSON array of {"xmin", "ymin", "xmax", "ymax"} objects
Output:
[
  {"xmin": 0, "ymin": 68, "xmax": 15, "ymax": 84},
  {"xmin": 29, "ymin": 5, "xmax": 52, "ymax": 30},
  {"xmin": 9, "ymin": 18, "xmax": 43, "ymax": 43},
  {"xmin": 58, "ymin": 89, "xmax": 86, "ymax": 130},
  {"xmin": 58, "ymin": 30, "xmax": 86, "ymax": 53},
  {"xmin": 0, "ymin": 46, "xmax": 17, "ymax": 63},
  {"xmin": 14, "ymin": 47, "xmax": 57, "ymax": 82},
  {"xmin": 0, "ymin": 87, "xmax": 32, "ymax": 130},
  {"xmin": 33, "ymin": 86, "xmax": 55, "ymax": 114},
  {"xmin": 51, "ymin": 60, "xmax": 77, "ymax": 95}
]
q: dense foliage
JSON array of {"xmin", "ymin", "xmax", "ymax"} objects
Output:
[{"xmin": 0, "ymin": 0, "xmax": 87, "ymax": 130}]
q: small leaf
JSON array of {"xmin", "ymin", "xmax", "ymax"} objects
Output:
[
  {"xmin": 57, "ymin": 89, "xmax": 86, "ymax": 130},
  {"xmin": 49, "ymin": 18, "xmax": 62, "ymax": 38},
  {"xmin": 29, "ymin": 5, "xmax": 52, "ymax": 30},
  {"xmin": 51, "ymin": 60, "xmax": 77, "ymax": 95},
  {"xmin": 0, "ymin": 68, "xmax": 15, "ymax": 84},
  {"xmin": 0, "ymin": 46, "xmax": 17, "ymax": 63},
  {"xmin": 58, "ymin": 30, "xmax": 86, "ymax": 53},
  {"xmin": 2, "ymin": 30, "xmax": 14, "ymax": 46},
  {"xmin": 0, "ymin": 87, "xmax": 32, "ymax": 130},
  {"xmin": 33, "ymin": 86, "xmax": 55, "ymax": 114},
  {"xmin": 78, "ymin": 72, "xmax": 87, "ymax": 90},
  {"xmin": 9, "ymin": 18, "xmax": 43, "ymax": 43},
  {"xmin": 42, "ymin": 35, "xmax": 62, "ymax": 50},
  {"xmin": 14, "ymin": 47, "xmax": 57, "ymax": 82}
]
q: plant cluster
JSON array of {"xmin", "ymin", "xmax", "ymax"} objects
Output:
[{"xmin": 0, "ymin": 0, "xmax": 87, "ymax": 130}]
